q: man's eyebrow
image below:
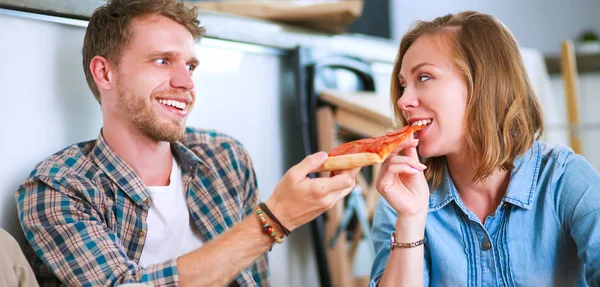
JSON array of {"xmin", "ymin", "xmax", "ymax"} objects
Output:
[{"xmin": 188, "ymin": 56, "xmax": 199, "ymax": 66}]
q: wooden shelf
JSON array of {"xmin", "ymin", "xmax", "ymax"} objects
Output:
[
  {"xmin": 545, "ymin": 52, "xmax": 600, "ymax": 74},
  {"xmin": 319, "ymin": 89, "xmax": 396, "ymax": 138}
]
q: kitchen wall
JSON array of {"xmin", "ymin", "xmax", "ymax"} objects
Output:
[{"xmin": 390, "ymin": 0, "xmax": 600, "ymax": 55}]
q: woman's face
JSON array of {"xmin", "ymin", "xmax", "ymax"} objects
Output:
[{"xmin": 397, "ymin": 34, "xmax": 469, "ymax": 158}]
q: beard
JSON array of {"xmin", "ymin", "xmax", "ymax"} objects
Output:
[{"xmin": 117, "ymin": 81, "xmax": 188, "ymax": 142}]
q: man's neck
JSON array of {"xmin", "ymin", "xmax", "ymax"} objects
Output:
[{"xmin": 102, "ymin": 121, "xmax": 173, "ymax": 187}]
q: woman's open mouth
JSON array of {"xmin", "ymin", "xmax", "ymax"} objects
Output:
[{"xmin": 410, "ymin": 118, "xmax": 432, "ymax": 139}]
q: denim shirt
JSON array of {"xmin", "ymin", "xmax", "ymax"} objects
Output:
[{"xmin": 370, "ymin": 141, "xmax": 600, "ymax": 286}]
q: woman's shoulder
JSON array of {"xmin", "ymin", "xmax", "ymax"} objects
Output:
[
  {"xmin": 536, "ymin": 141, "xmax": 595, "ymax": 174},
  {"xmin": 534, "ymin": 142, "xmax": 600, "ymax": 235},
  {"xmin": 535, "ymin": 140, "xmax": 600, "ymax": 193}
]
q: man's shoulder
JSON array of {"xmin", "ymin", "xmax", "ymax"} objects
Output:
[
  {"xmin": 179, "ymin": 127, "xmax": 246, "ymax": 154},
  {"xmin": 26, "ymin": 140, "xmax": 97, "ymax": 181}
]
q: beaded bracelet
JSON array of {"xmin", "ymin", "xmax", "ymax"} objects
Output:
[
  {"xmin": 259, "ymin": 202, "xmax": 291, "ymax": 236},
  {"xmin": 256, "ymin": 206, "xmax": 284, "ymax": 247}
]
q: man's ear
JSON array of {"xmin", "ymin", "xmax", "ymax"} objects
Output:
[{"xmin": 90, "ymin": 55, "xmax": 115, "ymax": 92}]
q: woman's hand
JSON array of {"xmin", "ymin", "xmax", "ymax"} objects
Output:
[{"xmin": 375, "ymin": 136, "xmax": 430, "ymax": 239}]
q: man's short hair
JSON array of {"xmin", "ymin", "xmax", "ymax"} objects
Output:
[{"xmin": 82, "ymin": 0, "xmax": 206, "ymax": 103}]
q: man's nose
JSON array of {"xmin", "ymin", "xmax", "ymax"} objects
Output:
[{"xmin": 171, "ymin": 65, "xmax": 194, "ymax": 91}]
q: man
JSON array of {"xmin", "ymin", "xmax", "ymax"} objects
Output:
[{"xmin": 16, "ymin": 0, "xmax": 359, "ymax": 286}]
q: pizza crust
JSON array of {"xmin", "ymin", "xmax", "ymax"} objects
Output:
[
  {"xmin": 315, "ymin": 152, "xmax": 383, "ymax": 172},
  {"xmin": 315, "ymin": 125, "xmax": 427, "ymax": 172}
]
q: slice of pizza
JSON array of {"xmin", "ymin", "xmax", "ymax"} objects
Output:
[{"xmin": 315, "ymin": 121, "xmax": 430, "ymax": 172}]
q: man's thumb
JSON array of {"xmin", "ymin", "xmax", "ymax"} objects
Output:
[{"xmin": 291, "ymin": 151, "xmax": 328, "ymax": 177}]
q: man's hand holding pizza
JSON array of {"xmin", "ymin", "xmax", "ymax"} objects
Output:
[{"xmin": 266, "ymin": 152, "xmax": 360, "ymax": 231}]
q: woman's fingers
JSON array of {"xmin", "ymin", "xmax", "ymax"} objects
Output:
[
  {"xmin": 403, "ymin": 146, "xmax": 420, "ymax": 161},
  {"xmin": 389, "ymin": 135, "xmax": 419, "ymax": 156},
  {"xmin": 385, "ymin": 163, "xmax": 423, "ymax": 177},
  {"xmin": 387, "ymin": 155, "xmax": 427, "ymax": 171},
  {"xmin": 376, "ymin": 155, "xmax": 427, "ymax": 194}
]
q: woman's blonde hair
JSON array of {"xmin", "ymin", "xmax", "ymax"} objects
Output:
[{"xmin": 391, "ymin": 11, "xmax": 544, "ymax": 189}]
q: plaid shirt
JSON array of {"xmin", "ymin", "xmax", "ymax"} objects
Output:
[{"xmin": 16, "ymin": 128, "xmax": 269, "ymax": 287}]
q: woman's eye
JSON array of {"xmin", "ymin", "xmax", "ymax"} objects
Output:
[
  {"xmin": 399, "ymin": 86, "xmax": 406, "ymax": 95},
  {"xmin": 418, "ymin": 75, "xmax": 431, "ymax": 82},
  {"xmin": 155, "ymin": 58, "xmax": 167, "ymax": 65}
]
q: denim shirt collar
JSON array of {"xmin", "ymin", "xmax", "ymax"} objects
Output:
[{"xmin": 428, "ymin": 141, "xmax": 542, "ymax": 212}]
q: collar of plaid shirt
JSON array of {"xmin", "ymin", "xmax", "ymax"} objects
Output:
[{"xmin": 17, "ymin": 128, "xmax": 268, "ymax": 286}]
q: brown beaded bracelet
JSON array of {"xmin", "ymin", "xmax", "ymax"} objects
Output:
[
  {"xmin": 256, "ymin": 206, "xmax": 284, "ymax": 248},
  {"xmin": 259, "ymin": 202, "xmax": 291, "ymax": 236}
]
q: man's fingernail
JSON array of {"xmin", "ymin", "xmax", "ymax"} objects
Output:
[{"xmin": 317, "ymin": 151, "xmax": 328, "ymax": 159}]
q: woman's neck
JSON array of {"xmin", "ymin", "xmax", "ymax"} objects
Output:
[{"xmin": 446, "ymin": 152, "xmax": 511, "ymax": 223}]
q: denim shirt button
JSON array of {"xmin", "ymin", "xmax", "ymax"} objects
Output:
[{"xmin": 481, "ymin": 238, "xmax": 492, "ymax": 251}]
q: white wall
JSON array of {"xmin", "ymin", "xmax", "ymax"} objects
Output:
[
  {"xmin": 550, "ymin": 73, "xmax": 600, "ymax": 172},
  {"xmin": 0, "ymin": 12, "xmax": 102, "ymax": 246},
  {"xmin": 0, "ymin": 11, "xmax": 319, "ymax": 287},
  {"xmin": 390, "ymin": 0, "xmax": 600, "ymax": 55}
]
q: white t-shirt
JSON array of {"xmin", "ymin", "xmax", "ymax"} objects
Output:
[{"xmin": 138, "ymin": 158, "xmax": 204, "ymax": 267}]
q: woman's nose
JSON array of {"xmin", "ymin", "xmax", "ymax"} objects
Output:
[{"xmin": 397, "ymin": 88, "xmax": 419, "ymax": 111}]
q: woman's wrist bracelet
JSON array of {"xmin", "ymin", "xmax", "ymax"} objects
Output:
[{"xmin": 390, "ymin": 231, "xmax": 426, "ymax": 250}]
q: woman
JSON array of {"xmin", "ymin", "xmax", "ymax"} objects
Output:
[{"xmin": 370, "ymin": 11, "xmax": 600, "ymax": 286}]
